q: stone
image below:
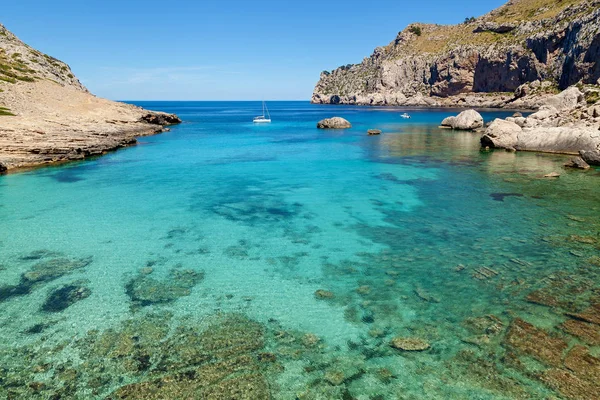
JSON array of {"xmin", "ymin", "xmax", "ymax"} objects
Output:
[
  {"xmin": 480, "ymin": 119, "xmax": 521, "ymax": 149},
  {"xmin": 544, "ymin": 86, "xmax": 585, "ymax": 112},
  {"xmin": 41, "ymin": 283, "xmax": 91, "ymax": 312},
  {"xmin": 563, "ymin": 157, "xmax": 590, "ymax": 170},
  {"xmin": 316, "ymin": 117, "xmax": 352, "ymax": 129},
  {"xmin": 126, "ymin": 268, "xmax": 204, "ymax": 306},
  {"xmin": 561, "ymin": 319, "xmax": 600, "ymax": 345},
  {"xmin": 504, "ymin": 318, "xmax": 567, "ymax": 367},
  {"xmin": 440, "ymin": 116, "xmax": 456, "ymax": 128},
  {"xmin": 442, "ymin": 110, "xmax": 484, "ymax": 130},
  {"xmin": 314, "ymin": 289, "xmax": 334, "ymax": 299},
  {"xmin": 541, "ymin": 368, "xmax": 600, "ymax": 400},
  {"xmin": 367, "ymin": 129, "xmax": 382, "ymax": 135},
  {"xmin": 512, "ymin": 112, "xmax": 523, "ymax": 118},
  {"xmin": 543, "ymin": 172, "xmax": 560, "ymax": 178},
  {"xmin": 390, "ymin": 337, "xmax": 430, "ymax": 351},
  {"xmin": 579, "ymin": 149, "xmax": 600, "ymax": 166},
  {"xmin": 473, "ymin": 22, "xmax": 516, "ymax": 34},
  {"xmin": 140, "ymin": 113, "xmax": 181, "ymax": 125}
]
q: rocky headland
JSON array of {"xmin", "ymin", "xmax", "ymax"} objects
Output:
[
  {"xmin": 0, "ymin": 23, "xmax": 180, "ymax": 173},
  {"xmin": 311, "ymin": 0, "xmax": 600, "ymax": 109}
]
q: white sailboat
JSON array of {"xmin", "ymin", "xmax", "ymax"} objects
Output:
[{"xmin": 253, "ymin": 101, "xmax": 271, "ymax": 123}]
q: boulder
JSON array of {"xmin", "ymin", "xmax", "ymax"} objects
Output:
[
  {"xmin": 141, "ymin": 112, "xmax": 182, "ymax": 125},
  {"xmin": 480, "ymin": 119, "xmax": 522, "ymax": 149},
  {"xmin": 564, "ymin": 157, "xmax": 590, "ymax": 170},
  {"xmin": 367, "ymin": 129, "xmax": 382, "ymax": 135},
  {"xmin": 580, "ymin": 149, "xmax": 600, "ymax": 166},
  {"xmin": 544, "ymin": 86, "xmax": 585, "ymax": 112},
  {"xmin": 440, "ymin": 116, "xmax": 456, "ymax": 128},
  {"xmin": 441, "ymin": 110, "xmax": 483, "ymax": 130},
  {"xmin": 390, "ymin": 337, "xmax": 430, "ymax": 351},
  {"xmin": 317, "ymin": 117, "xmax": 352, "ymax": 129}
]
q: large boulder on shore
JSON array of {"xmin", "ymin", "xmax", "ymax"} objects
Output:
[
  {"xmin": 580, "ymin": 149, "xmax": 600, "ymax": 166},
  {"xmin": 317, "ymin": 117, "xmax": 352, "ymax": 129},
  {"xmin": 544, "ymin": 86, "xmax": 585, "ymax": 111},
  {"xmin": 440, "ymin": 110, "xmax": 483, "ymax": 130},
  {"xmin": 480, "ymin": 119, "xmax": 521, "ymax": 149}
]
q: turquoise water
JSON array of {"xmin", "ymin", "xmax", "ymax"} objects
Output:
[{"xmin": 1, "ymin": 102, "xmax": 599, "ymax": 399}]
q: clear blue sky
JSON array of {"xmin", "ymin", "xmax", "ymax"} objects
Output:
[{"xmin": 2, "ymin": 0, "xmax": 506, "ymax": 100}]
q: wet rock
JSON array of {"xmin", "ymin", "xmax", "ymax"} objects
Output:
[
  {"xmin": 471, "ymin": 266, "xmax": 498, "ymax": 280},
  {"xmin": 579, "ymin": 149, "xmax": 600, "ymax": 166},
  {"xmin": 356, "ymin": 285, "xmax": 371, "ymax": 295},
  {"xmin": 0, "ymin": 256, "xmax": 91, "ymax": 303},
  {"xmin": 567, "ymin": 303, "xmax": 600, "ymax": 325},
  {"xmin": 490, "ymin": 192, "xmax": 523, "ymax": 202},
  {"xmin": 314, "ymin": 289, "xmax": 335, "ymax": 299},
  {"xmin": 22, "ymin": 257, "xmax": 92, "ymax": 284},
  {"xmin": 564, "ymin": 157, "xmax": 590, "ymax": 170},
  {"xmin": 543, "ymin": 172, "xmax": 560, "ymax": 178},
  {"xmin": 563, "ymin": 345, "xmax": 600, "ymax": 382},
  {"xmin": 390, "ymin": 337, "xmax": 430, "ymax": 351},
  {"xmin": 141, "ymin": 112, "xmax": 181, "ymax": 126},
  {"xmin": 302, "ymin": 333, "xmax": 320, "ymax": 347},
  {"xmin": 41, "ymin": 282, "xmax": 91, "ymax": 312},
  {"xmin": 480, "ymin": 118, "xmax": 521, "ymax": 149},
  {"xmin": 317, "ymin": 117, "xmax": 352, "ymax": 129},
  {"xmin": 324, "ymin": 370, "xmax": 346, "ymax": 386},
  {"xmin": 19, "ymin": 249, "xmax": 63, "ymax": 261},
  {"xmin": 463, "ymin": 315, "xmax": 504, "ymax": 336},
  {"xmin": 125, "ymin": 268, "xmax": 204, "ymax": 306},
  {"xmin": 504, "ymin": 318, "xmax": 567, "ymax": 367},
  {"xmin": 540, "ymin": 368, "xmax": 600, "ymax": 400},
  {"xmin": 414, "ymin": 286, "xmax": 440, "ymax": 303},
  {"xmin": 561, "ymin": 319, "xmax": 600, "ymax": 345},
  {"xmin": 367, "ymin": 129, "xmax": 382, "ymax": 135}
]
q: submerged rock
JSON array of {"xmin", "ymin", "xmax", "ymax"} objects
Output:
[
  {"xmin": 41, "ymin": 282, "xmax": 91, "ymax": 312},
  {"xmin": 390, "ymin": 337, "xmax": 430, "ymax": 351},
  {"xmin": 125, "ymin": 267, "xmax": 204, "ymax": 306},
  {"xmin": 317, "ymin": 117, "xmax": 352, "ymax": 129},
  {"xmin": 314, "ymin": 289, "xmax": 335, "ymax": 299},
  {"xmin": 367, "ymin": 129, "xmax": 382, "ymax": 135},
  {"xmin": 564, "ymin": 157, "xmax": 590, "ymax": 170}
]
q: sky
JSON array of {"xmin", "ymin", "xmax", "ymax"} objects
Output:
[{"xmin": 1, "ymin": 0, "xmax": 506, "ymax": 100}]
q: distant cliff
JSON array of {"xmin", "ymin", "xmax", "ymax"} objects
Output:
[
  {"xmin": 0, "ymin": 23, "xmax": 180, "ymax": 172},
  {"xmin": 312, "ymin": 0, "xmax": 600, "ymax": 108}
]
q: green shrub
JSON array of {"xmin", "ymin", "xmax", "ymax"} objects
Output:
[{"xmin": 409, "ymin": 26, "xmax": 422, "ymax": 36}]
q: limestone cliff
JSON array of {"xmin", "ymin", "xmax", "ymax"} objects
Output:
[
  {"xmin": 312, "ymin": 0, "xmax": 600, "ymax": 108},
  {"xmin": 0, "ymin": 23, "xmax": 180, "ymax": 172}
]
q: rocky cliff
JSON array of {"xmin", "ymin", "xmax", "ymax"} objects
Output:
[
  {"xmin": 312, "ymin": 0, "xmax": 600, "ymax": 108},
  {"xmin": 0, "ymin": 23, "xmax": 180, "ymax": 172}
]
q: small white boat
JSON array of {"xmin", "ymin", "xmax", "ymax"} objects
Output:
[
  {"xmin": 400, "ymin": 113, "xmax": 411, "ymax": 119},
  {"xmin": 253, "ymin": 101, "xmax": 271, "ymax": 123}
]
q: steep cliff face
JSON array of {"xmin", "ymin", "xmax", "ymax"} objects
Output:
[{"xmin": 312, "ymin": 0, "xmax": 600, "ymax": 107}]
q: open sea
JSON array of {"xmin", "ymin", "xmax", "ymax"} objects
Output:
[{"xmin": 0, "ymin": 101, "xmax": 599, "ymax": 399}]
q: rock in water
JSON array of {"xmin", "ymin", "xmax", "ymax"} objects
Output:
[
  {"xmin": 564, "ymin": 157, "xmax": 590, "ymax": 170},
  {"xmin": 480, "ymin": 119, "xmax": 522, "ymax": 149},
  {"xmin": 580, "ymin": 149, "xmax": 600, "ymax": 166},
  {"xmin": 441, "ymin": 110, "xmax": 483, "ymax": 130},
  {"xmin": 141, "ymin": 113, "xmax": 182, "ymax": 125},
  {"xmin": 317, "ymin": 117, "xmax": 352, "ymax": 129},
  {"xmin": 367, "ymin": 129, "xmax": 382, "ymax": 135},
  {"xmin": 452, "ymin": 110, "xmax": 484, "ymax": 130},
  {"xmin": 390, "ymin": 337, "xmax": 430, "ymax": 351},
  {"xmin": 41, "ymin": 283, "xmax": 91, "ymax": 312}
]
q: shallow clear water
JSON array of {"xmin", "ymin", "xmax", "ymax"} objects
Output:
[{"xmin": 1, "ymin": 102, "xmax": 599, "ymax": 399}]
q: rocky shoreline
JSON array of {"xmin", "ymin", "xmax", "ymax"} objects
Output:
[{"xmin": 0, "ymin": 23, "xmax": 180, "ymax": 173}]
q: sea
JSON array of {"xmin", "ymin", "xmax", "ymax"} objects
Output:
[{"xmin": 0, "ymin": 101, "xmax": 598, "ymax": 399}]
